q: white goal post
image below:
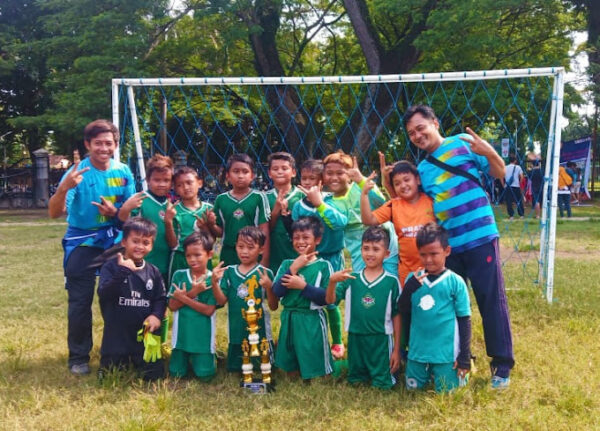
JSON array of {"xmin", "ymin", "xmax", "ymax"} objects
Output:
[{"xmin": 112, "ymin": 67, "xmax": 565, "ymax": 303}]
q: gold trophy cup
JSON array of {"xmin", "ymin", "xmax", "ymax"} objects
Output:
[{"xmin": 240, "ymin": 275, "xmax": 273, "ymax": 393}]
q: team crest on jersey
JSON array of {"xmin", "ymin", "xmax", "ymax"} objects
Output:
[
  {"xmin": 362, "ymin": 294, "xmax": 375, "ymax": 308},
  {"xmin": 237, "ymin": 282, "xmax": 249, "ymax": 299},
  {"xmin": 419, "ymin": 294, "xmax": 435, "ymax": 310},
  {"xmin": 159, "ymin": 210, "xmax": 165, "ymax": 220},
  {"xmin": 233, "ymin": 209, "xmax": 244, "ymax": 220},
  {"xmin": 146, "ymin": 279, "xmax": 153, "ymax": 290}
]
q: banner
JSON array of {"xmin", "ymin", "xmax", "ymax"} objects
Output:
[{"xmin": 560, "ymin": 136, "xmax": 592, "ymax": 199}]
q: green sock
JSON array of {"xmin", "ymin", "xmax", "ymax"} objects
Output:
[{"xmin": 326, "ymin": 305, "xmax": 343, "ymax": 345}]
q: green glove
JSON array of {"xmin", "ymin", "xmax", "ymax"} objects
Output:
[{"xmin": 143, "ymin": 332, "xmax": 162, "ymax": 363}]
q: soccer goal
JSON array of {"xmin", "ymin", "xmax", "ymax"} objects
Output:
[{"xmin": 112, "ymin": 67, "xmax": 565, "ymax": 302}]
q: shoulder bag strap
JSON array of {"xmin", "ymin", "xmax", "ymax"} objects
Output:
[{"xmin": 426, "ymin": 155, "xmax": 483, "ymax": 189}]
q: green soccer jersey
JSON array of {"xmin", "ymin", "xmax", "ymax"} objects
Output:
[
  {"xmin": 402, "ymin": 270, "xmax": 471, "ymax": 364},
  {"xmin": 131, "ymin": 191, "xmax": 170, "ymax": 277},
  {"xmin": 219, "ymin": 263, "xmax": 274, "ymax": 344},
  {"xmin": 335, "ymin": 270, "xmax": 400, "ymax": 335},
  {"xmin": 265, "ymin": 186, "xmax": 304, "ymax": 272},
  {"xmin": 212, "ymin": 190, "xmax": 270, "ymax": 248},
  {"xmin": 275, "ymin": 258, "xmax": 333, "ymax": 309},
  {"xmin": 169, "ymin": 269, "xmax": 217, "ymax": 354},
  {"xmin": 173, "ymin": 201, "xmax": 213, "ymax": 252}
]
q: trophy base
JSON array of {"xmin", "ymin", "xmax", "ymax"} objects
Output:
[{"xmin": 240, "ymin": 378, "xmax": 274, "ymax": 394}]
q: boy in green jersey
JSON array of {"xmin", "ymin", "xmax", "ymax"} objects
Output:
[
  {"xmin": 211, "ymin": 154, "xmax": 270, "ymax": 267},
  {"xmin": 272, "ymin": 216, "xmax": 334, "ymax": 380},
  {"xmin": 326, "ymin": 226, "xmax": 401, "ymax": 389},
  {"xmin": 119, "ymin": 154, "xmax": 174, "ymax": 281},
  {"xmin": 168, "ymin": 231, "xmax": 218, "ymax": 380},
  {"xmin": 293, "ymin": 159, "xmax": 346, "ymax": 360},
  {"xmin": 399, "ymin": 223, "xmax": 472, "ymax": 393},
  {"xmin": 165, "ymin": 167, "xmax": 218, "ymax": 280},
  {"xmin": 211, "ymin": 226, "xmax": 278, "ymax": 372},
  {"xmin": 265, "ymin": 152, "xmax": 304, "ymax": 273}
]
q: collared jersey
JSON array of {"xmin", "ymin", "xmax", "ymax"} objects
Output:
[
  {"xmin": 334, "ymin": 270, "xmax": 400, "ymax": 335},
  {"xmin": 131, "ymin": 192, "xmax": 170, "ymax": 276},
  {"xmin": 372, "ymin": 193, "xmax": 435, "ymax": 285},
  {"xmin": 212, "ymin": 190, "xmax": 270, "ymax": 248},
  {"xmin": 172, "ymin": 201, "xmax": 214, "ymax": 253},
  {"xmin": 219, "ymin": 263, "xmax": 274, "ymax": 344},
  {"xmin": 291, "ymin": 195, "xmax": 347, "ymax": 255},
  {"xmin": 98, "ymin": 257, "xmax": 167, "ymax": 356},
  {"xmin": 418, "ymin": 134, "xmax": 498, "ymax": 253},
  {"xmin": 274, "ymin": 258, "xmax": 333, "ymax": 309},
  {"xmin": 64, "ymin": 157, "xmax": 135, "ymax": 230},
  {"xmin": 399, "ymin": 269, "xmax": 471, "ymax": 364},
  {"xmin": 327, "ymin": 182, "xmax": 399, "ymax": 271},
  {"xmin": 266, "ymin": 186, "xmax": 304, "ymax": 272},
  {"xmin": 169, "ymin": 269, "xmax": 216, "ymax": 354}
]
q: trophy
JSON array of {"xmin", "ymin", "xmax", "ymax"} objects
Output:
[{"xmin": 240, "ymin": 275, "xmax": 273, "ymax": 393}]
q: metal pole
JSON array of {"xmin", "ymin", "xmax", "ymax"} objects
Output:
[
  {"xmin": 126, "ymin": 86, "xmax": 148, "ymax": 190},
  {"xmin": 545, "ymin": 70, "xmax": 565, "ymax": 303},
  {"xmin": 539, "ymin": 77, "xmax": 558, "ymax": 287},
  {"xmin": 112, "ymin": 81, "xmax": 120, "ymax": 162}
]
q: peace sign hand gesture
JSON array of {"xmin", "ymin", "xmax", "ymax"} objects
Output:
[
  {"xmin": 289, "ymin": 251, "xmax": 318, "ymax": 274},
  {"xmin": 258, "ymin": 267, "xmax": 273, "ymax": 290},
  {"xmin": 297, "ymin": 184, "xmax": 323, "ymax": 207},
  {"xmin": 360, "ymin": 171, "xmax": 378, "ymax": 196},
  {"xmin": 61, "ymin": 161, "xmax": 90, "ymax": 191}
]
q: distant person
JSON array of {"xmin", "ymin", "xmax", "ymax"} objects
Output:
[
  {"xmin": 557, "ymin": 165, "xmax": 572, "ymax": 218},
  {"xmin": 403, "ymin": 104, "xmax": 513, "ymax": 389},
  {"xmin": 48, "ymin": 119, "xmax": 136, "ymax": 376},
  {"xmin": 504, "ymin": 156, "xmax": 524, "ymax": 220},
  {"xmin": 528, "ymin": 159, "xmax": 543, "ymax": 218}
]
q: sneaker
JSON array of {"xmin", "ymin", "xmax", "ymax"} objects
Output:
[
  {"xmin": 491, "ymin": 375, "xmax": 510, "ymax": 389},
  {"xmin": 331, "ymin": 344, "xmax": 345, "ymax": 359},
  {"xmin": 69, "ymin": 363, "xmax": 91, "ymax": 376}
]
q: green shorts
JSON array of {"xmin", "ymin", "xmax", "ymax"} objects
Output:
[
  {"xmin": 347, "ymin": 333, "xmax": 396, "ymax": 389},
  {"xmin": 405, "ymin": 360, "xmax": 459, "ymax": 393},
  {"xmin": 275, "ymin": 308, "xmax": 333, "ymax": 379},
  {"xmin": 227, "ymin": 341, "xmax": 274, "ymax": 372},
  {"xmin": 169, "ymin": 348, "xmax": 215, "ymax": 379}
]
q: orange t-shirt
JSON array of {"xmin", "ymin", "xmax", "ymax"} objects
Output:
[{"xmin": 372, "ymin": 193, "xmax": 436, "ymax": 286}]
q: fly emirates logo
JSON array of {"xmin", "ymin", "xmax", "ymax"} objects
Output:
[{"xmin": 119, "ymin": 290, "xmax": 150, "ymax": 307}]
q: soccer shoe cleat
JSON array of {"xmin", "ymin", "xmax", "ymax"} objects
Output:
[
  {"xmin": 491, "ymin": 375, "xmax": 510, "ymax": 390},
  {"xmin": 331, "ymin": 344, "xmax": 345, "ymax": 359},
  {"xmin": 69, "ymin": 363, "xmax": 91, "ymax": 376}
]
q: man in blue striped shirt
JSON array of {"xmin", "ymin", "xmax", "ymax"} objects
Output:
[{"xmin": 404, "ymin": 104, "xmax": 513, "ymax": 389}]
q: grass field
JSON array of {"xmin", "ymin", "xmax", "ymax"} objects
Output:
[{"xmin": 1, "ymin": 205, "xmax": 600, "ymax": 430}]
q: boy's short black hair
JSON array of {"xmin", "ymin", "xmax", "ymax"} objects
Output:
[
  {"xmin": 416, "ymin": 222, "xmax": 449, "ymax": 249},
  {"xmin": 300, "ymin": 159, "xmax": 324, "ymax": 176},
  {"xmin": 83, "ymin": 119, "xmax": 119, "ymax": 144},
  {"xmin": 183, "ymin": 230, "xmax": 215, "ymax": 253},
  {"xmin": 291, "ymin": 216, "xmax": 324, "ymax": 239},
  {"xmin": 237, "ymin": 226, "xmax": 266, "ymax": 247},
  {"xmin": 362, "ymin": 226, "xmax": 390, "ymax": 248},
  {"xmin": 173, "ymin": 166, "xmax": 200, "ymax": 183},
  {"xmin": 267, "ymin": 152, "xmax": 296, "ymax": 170},
  {"xmin": 403, "ymin": 104, "xmax": 438, "ymax": 126},
  {"xmin": 390, "ymin": 160, "xmax": 419, "ymax": 184},
  {"xmin": 226, "ymin": 154, "xmax": 255, "ymax": 172},
  {"xmin": 122, "ymin": 216, "xmax": 157, "ymax": 239}
]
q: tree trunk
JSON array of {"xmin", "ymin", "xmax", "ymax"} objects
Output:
[{"xmin": 246, "ymin": 0, "xmax": 310, "ymax": 158}]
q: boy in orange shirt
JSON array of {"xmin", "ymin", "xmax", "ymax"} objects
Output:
[{"xmin": 360, "ymin": 160, "xmax": 435, "ymax": 286}]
